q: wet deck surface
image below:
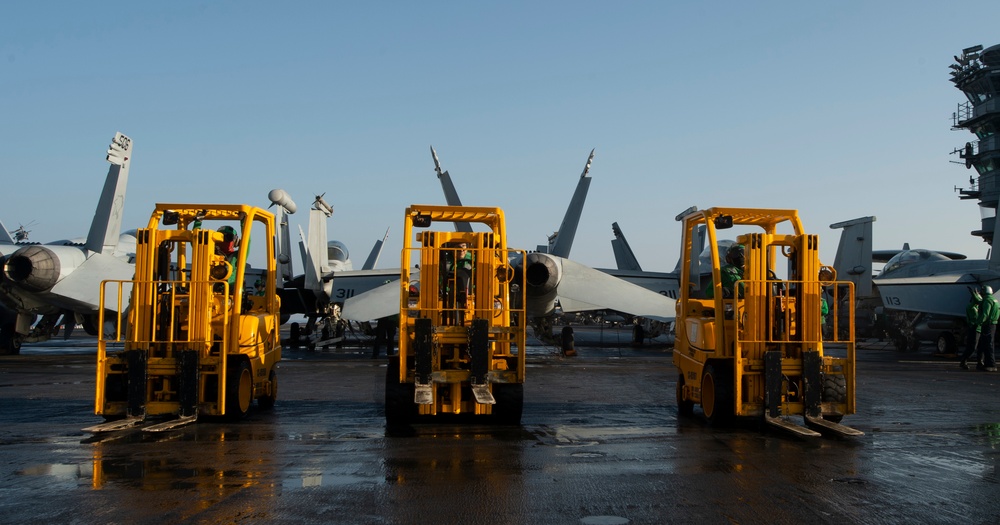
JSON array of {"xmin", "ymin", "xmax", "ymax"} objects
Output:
[{"xmin": 2, "ymin": 328, "xmax": 999, "ymax": 524}]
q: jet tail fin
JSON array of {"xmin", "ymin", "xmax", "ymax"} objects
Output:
[
  {"xmin": 85, "ymin": 132, "xmax": 132, "ymax": 254},
  {"xmin": 0, "ymin": 219, "xmax": 15, "ymax": 244},
  {"xmin": 431, "ymin": 146, "xmax": 473, "ymax": 233},
  {"xmin": 548, "ymin": 148, "xmax": 595, "ymax": 258},
  {"xmin": 830, "ymin": 216, "xmax": 876, "ymax": 297},
  {"xmin": 304, "ymin": 202, "xmax": 331, "ymax": 293},
  {"xmin": 361, "ymin": 228, "xmax": 389, "ymax": 270},
  {"xmin": 611, "ymin": 222, "xmax": 642, "ymax": 271},
  {"xmin": 674, "ymin": 224, "xmax": 706, "ymax": 277}
]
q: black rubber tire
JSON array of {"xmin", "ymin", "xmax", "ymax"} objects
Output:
[
  {"xmin": 701, "ymin": 364, "xmax": 732, "ymax": 425},
  {"xmin": 492, "ymin": 383, "xmax": 524, "ymax": 425},
  {"xmin": 632, "ymin": 324, "xmax": 645, "ymax": 345},
  {"xmin": 676, "ymin": 373, "xmax": 694, "ymax": 417},
  {"xmin": 560, "ymin": 326, "xmax": 574, "ymax": 352},
  {"xmin": 258, "ymin": 369, "xmax": 277, "ymax": 410},
  {"xmin": 821, "ymin": 372, "xmax": 847, "ymax": 423},
  {"xmin": 936, "ymin": 333, "xmax": 956, "ymax": 354},
  {"xmin": 225, "ymin": 359, "xmax": 253, "ymax": 420},
  {"xmin": 289, "ymin": 322, "xmax": 300, "ymax": 347},
  {"xmin": 0, "ymin": 326, "xmax": 21, "ymax": 356},
  {"xmin": 384, "ymin": 358, "xmax": 415, "ymax": 426}
]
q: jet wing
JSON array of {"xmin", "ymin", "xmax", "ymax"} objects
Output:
[
  {"xmin": 341, "ymin": 279, "xmax": 402, "ymax": 321},
  {"xmin": 330, "ymin": 268, "xmax": 400, "ymax": 304},
  {"xmin": 48, "ymin": 252, "xmax": 135, "ymax": 312},
  {"xmin": 551, "ymin": 257, "xmax": 676, "ymax": 321}
]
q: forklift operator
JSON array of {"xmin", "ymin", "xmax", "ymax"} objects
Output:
[
  {"xmin": 440, "ymin": 242, "xmax": 474, "ymax": 306},
  {"xmin": 706, "ymin": 243, "xmax": 745, "ymax": 299}
]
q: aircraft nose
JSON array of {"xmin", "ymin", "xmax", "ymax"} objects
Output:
[{"xmin": 3, "ymin": 245, "xmax": 61, "ymax": 292}]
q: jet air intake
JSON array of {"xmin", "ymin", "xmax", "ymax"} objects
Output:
[{"xmin": 4, "ymin": 245, "xmax": 62, "ymax": 292}]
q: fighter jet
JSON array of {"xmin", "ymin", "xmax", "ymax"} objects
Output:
[
  {"xmin": 0, "ymin": 132, "xmax": 135, "ymax": 354},
  {"xmin": 275, "ymin": 193, "xmax": 395, "ymax": 348},
  {"xmin": 823, "ymin": 215, "xmax": 999, "ymax": 352},
  {"xmin": 870, "ymin": 243, "xmax": 998, "ymax": 352},
  {"xmin": 342, "ymin": 147, "xmax": 677, "ymax": 342}
]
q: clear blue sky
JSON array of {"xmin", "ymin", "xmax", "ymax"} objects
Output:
[{"xmin": 2, "ymin": 1, "xmax": 998, "ymax": 274}]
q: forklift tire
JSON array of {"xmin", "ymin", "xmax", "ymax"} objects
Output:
[
  {"xmin": 258, "ymin": 369, "xmax": 277, "ymax": 410},
  {"xmin": 384, "ymin": 358, "xmax": 415, "ymax": 426},
  {"xmin": 821, "ymin": 372, "xmax": 847, "ymax": 423},
  {"xmin": 491, "ymin": 383, "xmax": 524, "ymax": 425},
  {"xmin": 676, "ymin": 374, "xmax": 694, "ymax": 417},
  {"xmin": 701, "ymin": 364, "xmax": 732, "ymax": 425},
  {"xmin": 225, "ymin": 359, "xmax": 253, "ymax": 420}
]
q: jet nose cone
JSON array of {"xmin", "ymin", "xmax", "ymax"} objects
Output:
[{"xmin": 4, "ymin": 245, "xmax": 60, "ymax": 292}]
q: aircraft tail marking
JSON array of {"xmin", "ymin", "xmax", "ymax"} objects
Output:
[{"xmin": 85, "ymin": 132, "xmax": 132, "ymax": 255}]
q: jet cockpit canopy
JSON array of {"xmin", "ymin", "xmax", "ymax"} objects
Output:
[{"xmin": 880, "ymin": 249, "xmax": 951, "ymax": 277}]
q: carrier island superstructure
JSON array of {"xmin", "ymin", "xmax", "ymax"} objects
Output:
[{"xmin": 951, "ymin": 43, "xmax": 1000, "ymax": 245}]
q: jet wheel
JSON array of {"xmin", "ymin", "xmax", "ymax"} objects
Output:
[{"xmin": 936, "ymin": 333, "xmax": 956, "ymax": 354}]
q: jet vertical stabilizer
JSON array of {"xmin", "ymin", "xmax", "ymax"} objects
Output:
[
  {"xmin": 611, "ymin": 222, "xmax": 642, "ymax": 271},
  {"xmin": 304, "ymin": 195, "xmax": 334, "ymax": 294},
  {"xmin": 548, "ymin": 148, "xmax": 594, "ymax": 258},
  {"xmin": 830, "ymin": 216, "xmax": 876, "ymax": 297},
  {"xmin": 431, "ymin": 146, "xmax": 474, "ymax": 233},
  {"xmin": 0, "ymin": 220, "xmax": 16, "ymax": 245},
  {"xmin": 84, "ymin": 132, "xmax": 132, "ymax": 255},
  {"xmin": 361, "ymin": 228, "xmax": 389, "ymax": 270}
]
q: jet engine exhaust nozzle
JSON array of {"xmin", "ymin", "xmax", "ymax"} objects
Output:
[
  {"xmin": 525, "ymin": 252, "xmax": 561, "ymax": 294},
  {"xmin": 3, "ymin": 245, "xmax": 61, "ymax": 292}
]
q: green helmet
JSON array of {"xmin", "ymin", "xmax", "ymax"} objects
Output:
[
  {"xmin": 725, "ymin": 243, "xmax": 745, "ymax": 267},
  {"xmin": 217, "ymin": 225, "xmax": 238, "ymax": 253}
]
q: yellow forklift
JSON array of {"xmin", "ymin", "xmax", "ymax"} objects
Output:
[
  {"xmin": 673, "ymin": 207, "xmax": 862, "ymax": 437},
  {"xmin": 386, "ymin": 205, "xmax": 527, "ymax": 425},
  {"xmin": 87, "ymin": 204, "xmax": 281, "ymax": 432}
]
